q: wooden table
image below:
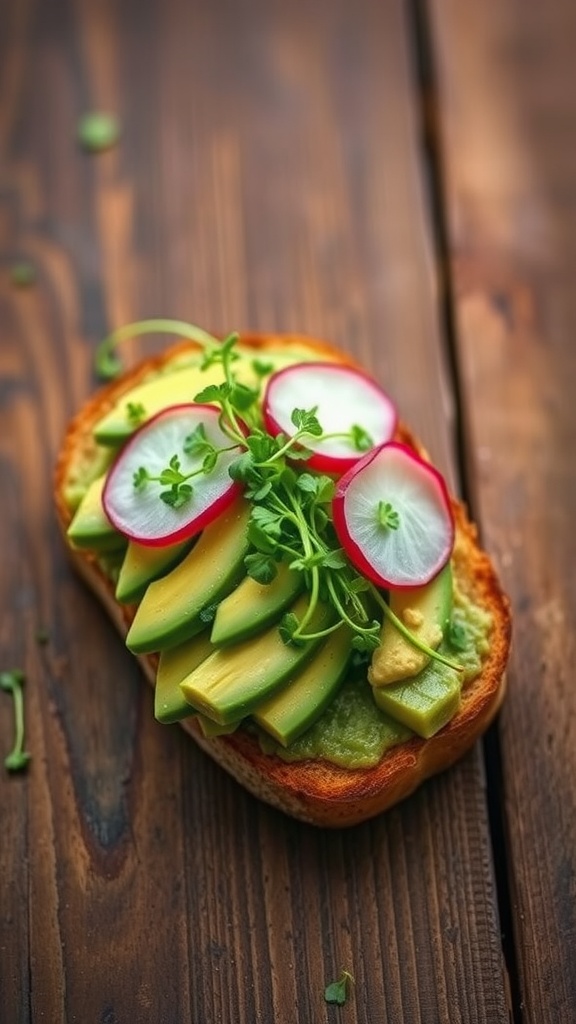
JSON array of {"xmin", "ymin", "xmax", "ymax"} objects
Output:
[{"xmin": 1, "ymin": 1, "xmax": 575, "ymax": 1021}]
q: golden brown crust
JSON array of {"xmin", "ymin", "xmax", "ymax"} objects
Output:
[{"xmin": 54, "ymin": 332, "xmax": 511, "ymax": 827}]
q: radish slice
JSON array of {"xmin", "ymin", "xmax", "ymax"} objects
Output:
[
  {"xmin": 102, "ymin": 404, "xmax": 243, "ymax": 546},
  {"xmin": 263, "ymin": 362, "xmax": 397, "ymax": 473},
  {"xmin": 332, "ymin": 442, "xmax": 454, "ymax": 588}
]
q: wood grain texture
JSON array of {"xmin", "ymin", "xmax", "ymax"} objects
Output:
[
  {"xmin": 429, "ymin": 1, "xmax": 576, "ymax": 1020},
  {"xmin": 1, "ymin": 0, "xmax": 508, "ymax": 1021}
]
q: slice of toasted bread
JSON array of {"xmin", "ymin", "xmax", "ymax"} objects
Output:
[{"xmin": 54, "ymin": 332, "xmax": 511, "ymax": 827}]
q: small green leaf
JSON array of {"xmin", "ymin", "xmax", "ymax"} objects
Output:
[
  {"xmin": 246, "ymin": 479, "xmax": 273, "ymax": 501},
  {"xmin": 126, "ymin": 401, "xmax": 146, "ymax": 426},
  {"xmin": 350, "ymin": 423, "xmax": 373, "ymax": 452},
  {"xmin": 160, "ymin": 484, "xmax": 193, "ymax": 509},
  {"xmin": 377, "ymin": 500, "xmax": 400, "ymax": 531},
  {"xmin": 279, "ymin": 611, "xmax": 306, "ymax": 647},
  {"xmin": 133, "ymin": 466, "xmax": 149, "ymax": 490},
  {"xmin": 324, "ymin": 970, "xmax": 354, "ymax": 1006},
  {"xmin": 250, "ymin": 506, "xmax": 284, "ymax": 535},
  {"xmin": 95, "ymin": 346, "xmax": 123, "ymax": 381},
  {"xmin": 202, "ymin": 450, "xmax": 218, "ymax": 474},
  {"xmin": 230, "ymin": 382, "xmax": 259, "ymax": 411},
  {"xmin": 315, "ymin": 476, "xmax": 336, "ymax": 504},
  {"xmin": 296, "ymin": 473, "xmax": 318, "ymax": 495},
  {"xmin": 183, "ymin": 423, "xmax": 209, "ymax": 456},
  {"xmin": 194, "ymin": 382, "xmax": 231, "ymax": 405},
  {"xmin": 251, "ymin": 359, "xmax": 274, "ymax": 377},
  {"xmin": 291, "ymin": 407, "xmax": 323, "ymax": 437},
  {"xmin": 245, "ymin": 552, "xmax": 278, "ymax": 585},
  {"xmin": 247, "ymin": 521, "xmax": 277, "ymax": 555},
  {"xmin": 322, "ymin": 549, "xmax": 347, "ymax": 569},
  {"xmin": 351, "ymin": 626, "xmax": 381, "ymax": 653}
]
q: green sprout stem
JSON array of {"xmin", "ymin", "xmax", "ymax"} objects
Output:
[
  {"xmin": 370, "ymin": 587, "xmax": 463, "ymax": 672},
  {"xmin": 94, "ymin": 318, "xmax": 221, "ymax": 380},
  {"xmin": 1, "ymin": 671, "xmax": 31, "ymax": 772}
]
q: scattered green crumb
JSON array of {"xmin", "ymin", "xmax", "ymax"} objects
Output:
[
  {"xmin": 10, "ymin": 262, "xmax": 36, "ymax": 288},
  {"xmin": 77, "ymin": 112, "xmax": 121, "ymax": 153}
]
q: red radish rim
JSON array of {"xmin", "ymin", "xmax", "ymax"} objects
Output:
[
  {"xmin": 263, "ymin": 361, "xmax": 398, "ymax": 474},
  {"xmin": 102, "ymin": 403, "xmax": 243, "ymax": 547},
  {"xmin": 332, "ymin": 441, "xmax": 455, "ymax": 589}
]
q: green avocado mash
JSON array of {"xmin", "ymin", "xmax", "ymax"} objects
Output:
[{"xmin": 258, "ymin": 583, "xmax": 492, "ymax": 768}]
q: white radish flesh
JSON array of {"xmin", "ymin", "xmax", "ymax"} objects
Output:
[
  {"xmin": 263, "ymin": 362, "xmax": 397, "ymax": 473},
  {"xmin": 332, "ymin": 442, "xmax": 454, "ymax": 588},
  {"xmin": 103, "ymin": 404, "xmax": 243, "ymax": 546}
]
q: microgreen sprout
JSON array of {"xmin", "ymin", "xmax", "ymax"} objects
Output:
[
  {"xmin": 126, "ymin": 401, "xmax": 146, "ymax": 426},
  {"xmin": 94, "ymin": 318, "xmax": 222, "ymax": 380},
  {"xmin": 377, "ymin": 500, "xmax": 400, "ymax": 530},
  {"xmin": 324, "ymin": 970, "xmax": 354, "ymax": 1006},
  {"xmin": 1, "ymin": 670, "xmax": 31, "ymax": 772}
]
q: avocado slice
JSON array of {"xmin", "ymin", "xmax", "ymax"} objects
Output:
[
  {"xmin": 67, "ymin": 475, "xmax": 126, "ymax": 553},
  {"xmin": 92, "ymin": 347, "xmax": 325, "ymax": 446},
  {"xmin": 126, "ymin": 499, "xmax": 250, "ymax": 654},
  {"xmin": 210, "ymin": 563, "xmax": 303, "ymax": 647},
  {"xmin": 155, "ymin": 631, "xmax": 215, "ymax": 722},
  {"xmin": 253, "ymin": 626, "xmax": 353, "ymax": 746},
  {"xmin": 369, "ymin": 564, "xmax": 453, "ymax": 687},
  {"xmin": 180, "ymin": 596, "xmax": 334, "ymax": 725},
  {"xmin": 93, "ymin": 363, "xmax": 225, "ymax": 445},
  {"xmin": 372, "ymin": 659, "xmax": 461, "ymax": 738},
  {"xmin": 116, "ymin": 537, "xmax": 193, "ymax": 604}
]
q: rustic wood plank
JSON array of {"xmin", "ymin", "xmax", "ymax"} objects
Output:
[
  {"xmin": 429, "ymin": 1, "xmax": 576, "ymax": 1020},
  {"xmin": 1, "ymin": 0, "xmax": 508, "ymax": 1020}
]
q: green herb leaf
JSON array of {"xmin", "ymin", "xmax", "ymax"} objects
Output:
[
  {"xmin": 133, "ymin": 466, "xmax": 149, "ymax": 491},
  {"xmin": 183, "ymin": 423, "xmax": 210, "ymax": 457},
  {"xmin": 324, "ymin": 970, "xmax": 354, "ymax": 1006},
  {"xmin": 279, "ymin": 611, "xmax": 306, "ymax": 647},
  {"xmin": 194, "ymin": 382, "xmax": 231, "ymax": 404},
  {"xmin": 126, "ymin": 401, "xmax": 146, "ymax": 426},
  {"xmin": 245, "ymin": 552, "xmax": 278, "ymax": 585},
  {"xmin": 247, "ymin": 520, "xmax": 278, "ymax": 555},
  {"xmin": 377, "ymin": 500, "xmax": 400, "ymax": 530},
  {"xmin": 291, "ymin": 407, "xmax": 323, "ymax": 437},
  {"xmin": 351, "ymin": 627, "xmax": 381, "ymax": 653},
  {"xmin": 160, "ymin": 483, "xmax": 193, "ymax": 508},
  {"xmin": 251, "ymin": 359, "xmax": 274, "ymax": 377},
  {"xmin": 202, "ymin": 450, "xmax": 218, "ymax": 474},
  {"xmin": 229, "ymin": 382, "xmax": 259, "ymax": 411},
  {"xmin": 350, "ymin": 423, "xmax": 374, "ymax": 452}
]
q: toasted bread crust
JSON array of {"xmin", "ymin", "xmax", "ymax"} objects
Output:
[{"xmin": 55, "ymin": 333, "xmax": 511, "ymax": 826}]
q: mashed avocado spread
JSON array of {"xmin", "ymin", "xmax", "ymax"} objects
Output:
[
  {"xmin": 68, "ymin": 345, "xmax": 493, "ymax": 772},
  {"xmin": 258, "ymin": 584, "xmax": 492, "ymax": 768}
]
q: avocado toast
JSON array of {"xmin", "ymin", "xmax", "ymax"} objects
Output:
[{"xmin": 54, "ymin": 327, "xmax": 511, "ymax": 827}]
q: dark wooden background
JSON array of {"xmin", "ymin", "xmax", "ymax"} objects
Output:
[{"xmin": 1, "ymin": 0, "xmax": 575, "ymax": 1021}]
